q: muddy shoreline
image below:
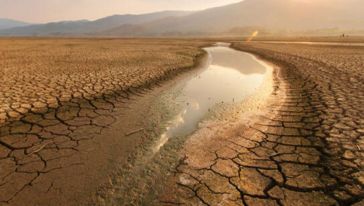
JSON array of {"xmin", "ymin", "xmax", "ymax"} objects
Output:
[{"xmin": 89, "ymin": 49, "xmax": 212, "ymax": 206}]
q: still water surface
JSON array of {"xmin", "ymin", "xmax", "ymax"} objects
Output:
[{"xmin": 154, "ymin": 45, "xmax": 270, "ymax": 153}]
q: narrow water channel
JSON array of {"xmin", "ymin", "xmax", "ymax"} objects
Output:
[
  {"xmin": 153, "ymin": 44, "xmax": 269, "ymax": 153},
  {"xmin": 107, "ymin": 44, "xmax": 273, "ymax": 205}
]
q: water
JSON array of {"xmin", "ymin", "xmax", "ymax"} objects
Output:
[
  {"xmin": 109, "ymin": 45, "xmax": 271, "ymax": 204},
  {"xmin": 153, "ymin": 45, "xmax": 269, "ymax": 153}
]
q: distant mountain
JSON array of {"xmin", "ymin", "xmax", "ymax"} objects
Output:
[
  {"xmin": 0, "ymin": 11, "xmax": 192, "ymax": 36},
  {"xmin": 1, "ymin": 0, "xmax": 363, "ymax": 36},
  {"xmin": 103, "ymin": 0, "xmax": 364, "ymax": 36},
  {"xmin": 0, "ymin": 18, "xmax": 31, "ymax": 30}
]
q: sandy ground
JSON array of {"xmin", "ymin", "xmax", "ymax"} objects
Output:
[{"xmin": 158, "ymin": 42, "xmax": 364, "ymax": 206}]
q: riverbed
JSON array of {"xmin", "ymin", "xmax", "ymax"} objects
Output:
[{"xmin": 96, "ymin": 44, "xmax": 274, "ymax": 205}]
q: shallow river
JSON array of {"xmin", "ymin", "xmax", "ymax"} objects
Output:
[
  {"xmin": 109, "ymin": 44, "xmax": 273, "ymax": 204},
  {"xmin": 154, "ymin": 44, "xmax": 269, "ymax": 153}
]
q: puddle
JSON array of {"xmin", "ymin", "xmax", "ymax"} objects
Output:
[{"xmin": 153, "ymin": 45, "xmax": 269, "ymax": 153}]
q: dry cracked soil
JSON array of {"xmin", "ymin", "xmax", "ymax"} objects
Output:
[
  {"xmin": 0, "ymin": 38, "xmax": 363, "ymax": 206},
  {"xmin": 0, "ymin": 38, "xmax": 209, "ymax": 206}
]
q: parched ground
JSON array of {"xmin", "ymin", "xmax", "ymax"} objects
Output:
[
  {"xmin": 1, "ymin": 38, "xmax": 363, "ymax": 206},
  {"xmin": 159, "ymin": 43, "xmax": 364, "ymax": 206},
  {"xmin": 0, "ymin": 38, "xmax": 206, "ymax": 124},
  {"xmin": 0, "ymin": 38, "xmax": 208, "ymax": 205}
]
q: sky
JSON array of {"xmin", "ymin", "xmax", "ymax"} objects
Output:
[{"xmin": 0, "ymin": 0, "xmax": 242, "ymax": 23}]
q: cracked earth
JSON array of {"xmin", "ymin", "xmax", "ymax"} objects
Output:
[
  {"xmin": 158, "ymin": 43, "xmax": 364, "ymax": 206},
  {"xmin": 1, "ymin": 39, "xmax": 363, "ymax": 206},
  {"xmin": 0, "ymin": 38, "xmax": 207, "ymax": 205}
]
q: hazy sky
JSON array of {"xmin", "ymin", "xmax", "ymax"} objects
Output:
[{"xmin": 0, "ymin": 0, "xmax": 242, "ymax": 23}]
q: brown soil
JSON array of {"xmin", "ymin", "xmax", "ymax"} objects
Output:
[
  {"xmin": 1, "ymin": 38, "xmax": 363, "ymax": 206},
  {"xmin": 0, "ymin": 38, "xmax": 210, "ymax": 206}
]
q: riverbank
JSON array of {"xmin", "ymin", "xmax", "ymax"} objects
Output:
[
  {"xmin": 91, "ymin": 44, "xmax": 274, "ymax": 205},
  {"xmin": 157, "ymin": 42, "xmax": 364, "ymax": 206},
  {"xmin": 157, "ymin": 46, "xmax": 279, "ymax": 206}
]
